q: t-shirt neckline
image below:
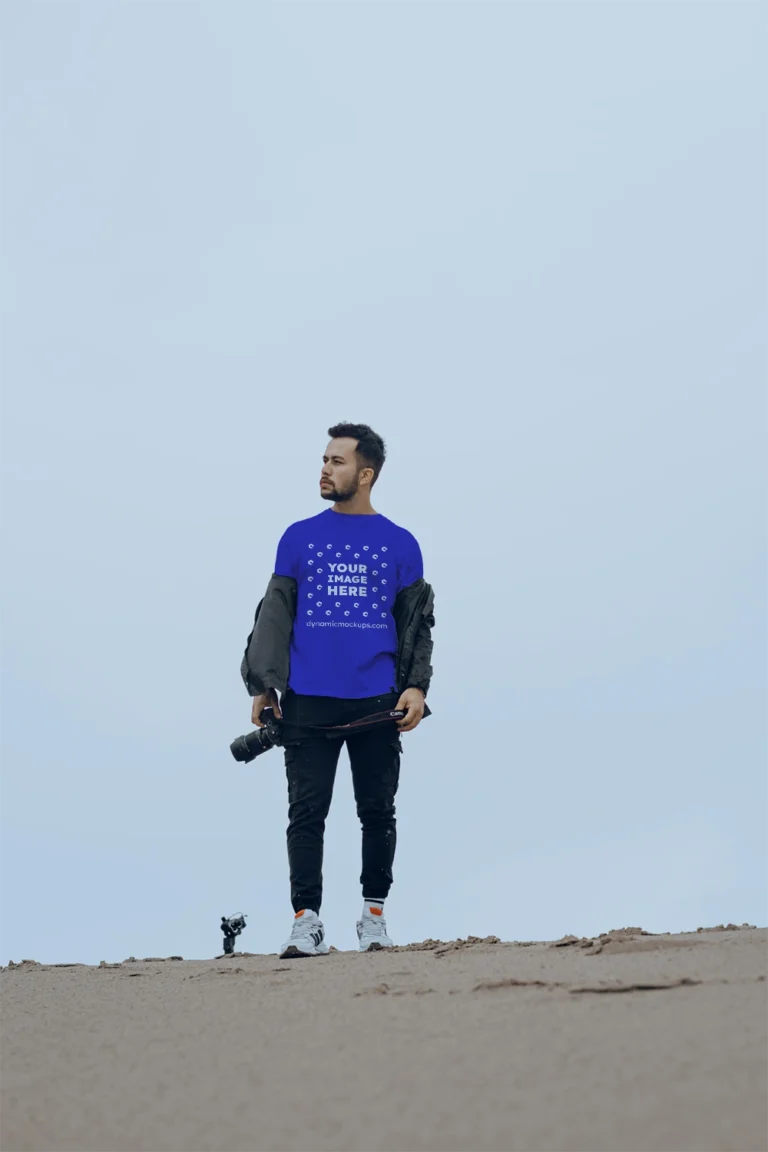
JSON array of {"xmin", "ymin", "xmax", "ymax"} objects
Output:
[{"xmin": 326, "ymin": 508, "xmax": 381, "ymax": 519}]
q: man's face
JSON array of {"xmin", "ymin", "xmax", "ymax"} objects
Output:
[{"xmin": 320, "ymin": 438, "xmax": 369, "ymax": 502}]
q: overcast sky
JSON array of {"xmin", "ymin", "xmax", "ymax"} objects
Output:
[{"xmin": 1, "ymin": 1, "xmax": 765, "ymax": 965}]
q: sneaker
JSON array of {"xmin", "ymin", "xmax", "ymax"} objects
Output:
[
  {"xmin": 357, "ymin": 908, "xmax": 393, "ymax": 952},
  {"xmin": 280, "ymin": 910, "xmax": 330, "ymax": 958}
]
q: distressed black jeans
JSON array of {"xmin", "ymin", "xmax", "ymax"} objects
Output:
[{"xmin": 280, "ymin": 690, "xmax": 403, "ymax": 914}]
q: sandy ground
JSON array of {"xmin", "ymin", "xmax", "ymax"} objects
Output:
[{"xmin": 1, "ymin": 926, "xmax": 766, "ymax": 1152}]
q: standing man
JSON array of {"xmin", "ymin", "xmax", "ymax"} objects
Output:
[{"xmin": 241, "ymin": 423, "xmax": 435, "ymax": 958}]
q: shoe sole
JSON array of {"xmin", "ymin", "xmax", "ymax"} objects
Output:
[{"xmin": 280, "ymin": 945, "xmax": 329, "ymax": 959}]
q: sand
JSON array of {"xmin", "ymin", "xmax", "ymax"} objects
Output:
[{"xmin": 1, "ymin": 926, "xmax": 766, "ymax": 1152}]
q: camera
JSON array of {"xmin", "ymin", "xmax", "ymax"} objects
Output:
[
  {"xmin": 221, "ymin": 913, "xmax": 247, "ymax": 955},
  {"xmin": 229, "ymin": 707, "xmax": 284, "ymax": 763}
]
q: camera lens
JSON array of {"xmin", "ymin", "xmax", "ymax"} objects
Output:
[{"xmin": 230, "ymin": 727, "xmax": 274, "ymax": 763}]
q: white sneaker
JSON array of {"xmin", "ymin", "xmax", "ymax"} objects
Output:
[
  {"xmin": 280, "ymin": 910, "xmax": 330, "ymax": 958},
  {"xmin": 357, "ymin": 908, "xmax": 393, "ymax": 952}
]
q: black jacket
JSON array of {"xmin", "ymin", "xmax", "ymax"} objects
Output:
[{"xmin": 241, "ymin": 574, "xmax": 435, "ymax": 706}]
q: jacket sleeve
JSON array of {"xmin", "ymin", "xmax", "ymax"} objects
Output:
[
  {"xmin": 240, "ymin": 574, "xmax": 297, "ymax": 696},
  {"xmin": 405, "ymin": 588, "xmax": 435, "ymax": 697}
]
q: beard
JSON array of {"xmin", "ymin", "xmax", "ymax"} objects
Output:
[{"xmin": 321, "ymin": 475, "xmax": 359, "ymax": 503}]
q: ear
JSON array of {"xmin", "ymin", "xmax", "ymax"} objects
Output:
[{"xmin": 359, "ymin": 466, "xmax": 374, "ymax": 489}]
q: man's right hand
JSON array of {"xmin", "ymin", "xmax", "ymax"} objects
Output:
[{"xmin": 251, "ymin": 689, "xmax": 282, "ymax": 727}]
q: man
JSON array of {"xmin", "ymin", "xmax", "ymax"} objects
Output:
[{"xmin": 241, "ymin": 423, "xmax": 435, "ymax": 958}]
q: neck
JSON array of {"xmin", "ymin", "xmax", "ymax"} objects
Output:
[{"xmin": 331, "ymin": 492, "xmax": 376, "ymax": 516}]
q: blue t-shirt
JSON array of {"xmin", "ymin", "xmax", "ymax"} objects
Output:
[{"xmin": 274, "ymin": 507, "xmax": 424, "ymax": 699}]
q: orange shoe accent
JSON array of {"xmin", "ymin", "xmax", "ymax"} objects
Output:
[
  {"xmin": 295, "ymin": 910, "xmax": 306, "ymax": 918},
  {"xmin": 369, "ymin": 906, "xmax": 383, "ymax": 916}
]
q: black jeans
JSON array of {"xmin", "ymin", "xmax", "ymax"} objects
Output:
[{"xmin": 280, "ymin": 689, "xmax": 403, "ymax": 915}]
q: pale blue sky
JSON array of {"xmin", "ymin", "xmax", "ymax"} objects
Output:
[{"xmin": 1, "ymin": 1, "xmax": 765, "ymax": 964}]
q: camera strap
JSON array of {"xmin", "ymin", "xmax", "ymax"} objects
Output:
[
  {"xmin": 315, "ymin": 709, "xmax": 406, "ymax": 737},
  {"xmin": 278, "ymin": 704, "xmax": 431, "ymax": 742}
]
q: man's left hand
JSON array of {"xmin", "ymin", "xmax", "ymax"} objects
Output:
[{"xmin": 395, "ymin": 687, "xmax": 425, "ymax": 733}]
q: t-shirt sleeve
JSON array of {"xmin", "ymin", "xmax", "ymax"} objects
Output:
[
  {"xmin": 274, "ymin": 525, "xmax": 298, "ymax": 579},
  {"xmin": 397, "ymin": 530, "xmax": 424, "ymax": 591}
]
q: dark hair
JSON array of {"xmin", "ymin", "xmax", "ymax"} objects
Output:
[{"xmin": 327, "ymin": 423, "xmax": 387, "ymax": 487}]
